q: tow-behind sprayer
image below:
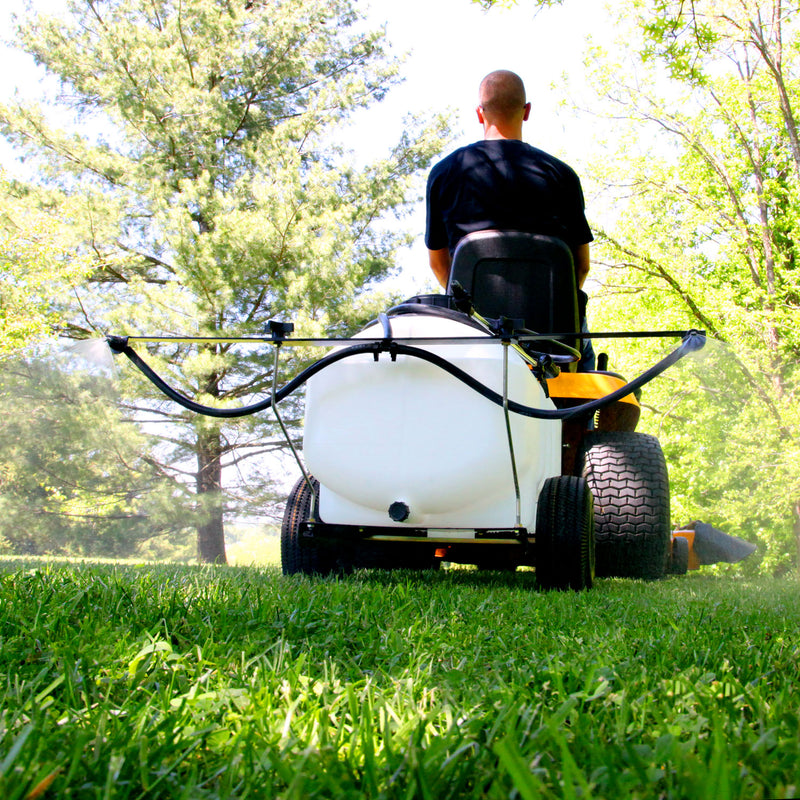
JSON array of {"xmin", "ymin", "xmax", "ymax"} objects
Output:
[{"xmin": 106, "ymin": 231, "xmax": 755, "ymax": 588}]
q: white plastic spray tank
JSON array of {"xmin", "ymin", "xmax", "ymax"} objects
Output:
[{"xmin": 302, "ymin": 312, "xmax": 561, "ymax": 531}]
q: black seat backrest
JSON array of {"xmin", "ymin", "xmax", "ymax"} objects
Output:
[{"xmin": 447, "ymin": 230, "xmax": 579, "ymax": 354}]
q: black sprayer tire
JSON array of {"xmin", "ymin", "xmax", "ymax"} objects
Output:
[
  {"xmin": 281, "ymin": 477, "xmax": 347, "ymax": 576},
  {"xmin": 535, "ymin": 475, "xmax": 595, "ymax": 591},
  {"xmin": 577, "ymin": 432, "xmax": 671, "ymax": 580}
]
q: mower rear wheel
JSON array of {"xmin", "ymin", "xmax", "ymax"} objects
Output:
[
  {"xmin": 535, "ymin": 475, "xmax": 595, "ymax": 590},
  {"xmin": 281, "ymin": 477, "xmax": 350, "ymax": 577},
  {"xmin": 577, "ymin": 432, "xmax": 671, "ymax": 580}
]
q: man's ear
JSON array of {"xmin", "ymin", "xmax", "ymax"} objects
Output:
[
  {"xmin": 476, "ymin": 105, "xmax": 486, "ymax": 125},
  {"xmin": 522, "ymin": 102, "xmax": 531, "ymax": 122}
]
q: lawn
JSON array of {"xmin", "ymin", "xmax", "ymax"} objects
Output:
[{"xmin": 0, "ymin": 559, "xmax": 797, "ymax": 799}]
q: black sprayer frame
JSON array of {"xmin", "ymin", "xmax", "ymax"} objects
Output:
[{"xmin": 106, "ymin": 329, "xmax": 707, "ymax": 421}]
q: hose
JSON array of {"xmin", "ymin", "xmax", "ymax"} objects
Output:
[
  {"xmin": 399, "ymin": 332, "xmax": 705, "ymax": 419},
  {"xmin": 107, "ymin": 336, "xmax": 389, "ymax": 419},
  {"xmin": 107, "ymin": 330, "xmax": 705, "ymax": 422}
]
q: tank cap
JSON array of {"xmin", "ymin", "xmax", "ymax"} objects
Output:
[{"xmin": 388, "ymin": 501, "xmax": 410, "ymax": 522}]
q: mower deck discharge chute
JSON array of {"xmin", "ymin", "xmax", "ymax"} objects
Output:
[{"xmin": 108, "ymin": 231, "xmax": 755, "ymax": 588}]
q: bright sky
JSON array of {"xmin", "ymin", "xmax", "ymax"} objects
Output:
[
  {"xmin": 0, "ymin": 0, "xmax": 612, "ymax": 292},
  {"xmin": 363, "ymin": 0, "xmax": 604, "ymax": 154}
]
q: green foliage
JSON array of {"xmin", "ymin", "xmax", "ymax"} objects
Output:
[
  {"xmin": 0, "ymin": 564, "xmax": 798, "ymax": 797},
  {"xmin": 0, "ymin": 176, "xmax": 90, "ymax": 355},
  {"xmin": 472, "ymin": 0, "xmax": 562, "ymax": 9},
  {"xmin": 0, "ymin": 353, "xmax": 195, "ymax": 558},
  {"xmin": 639, "ymin": 0, "xmax": 720, "ymax": 85},
  {"xmin": 0, "ymin": 0, "xmax": 450, "ymax": 560}
]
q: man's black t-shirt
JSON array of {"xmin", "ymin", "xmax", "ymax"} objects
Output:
[{"xmin": 425, "ymin": 139, "xmax": 593, "ymax": 254}]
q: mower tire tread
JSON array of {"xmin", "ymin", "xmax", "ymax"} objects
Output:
[{"xmin": 578, "ymin": 431, "xmax": 671, "ymax": 580}]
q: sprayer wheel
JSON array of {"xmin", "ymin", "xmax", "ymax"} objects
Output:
[
  {"xmin": 281, "ymin": 477, "xmax": 349, "ymax": 576},
  {"xmin": 535, "ymin": 475, "xmax": 595, "ymax": 590},
  {"xmin": 577, "ymin": 431, "xmax": 671, "ymax": 580}
]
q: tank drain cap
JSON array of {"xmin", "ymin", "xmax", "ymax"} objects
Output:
[{"xmin": 388, "ymin": 501, "xmax": 410, "ymax": 522}]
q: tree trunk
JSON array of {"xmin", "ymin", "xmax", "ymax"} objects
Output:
[
  {"xmin": 196, "ymin": 424, "xmax": 227, "ymax": 564},
  {"xmin": 749, "ymin": 5, "xmax": 800, "ymax": 179}
]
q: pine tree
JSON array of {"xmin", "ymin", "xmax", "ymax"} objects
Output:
[{"xmin": 0, "ymin": 0, "xmax": 449, "ymax": 562}]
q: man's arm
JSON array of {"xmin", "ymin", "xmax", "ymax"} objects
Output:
[
  {"xmin": 574, "ymin": 243, "xmax": 590, "ymax": 289},
  {"xmin": 429, "ymin": 247, "xmax": 452, "ymax": 289}
]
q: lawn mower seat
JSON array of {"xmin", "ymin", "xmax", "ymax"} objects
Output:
[{"xmin": 447, "ymin": 230, "xmax": 581, "ymax": 365}]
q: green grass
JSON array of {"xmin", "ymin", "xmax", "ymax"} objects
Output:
[{"xmin": 0, "ymin": 562, "xmax": 798, "ymax": 799}]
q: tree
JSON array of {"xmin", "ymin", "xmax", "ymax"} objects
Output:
[
  {"xmin": 0, "ymin": 173, "xmax": 89, "ymax": 356},
  {"xmin": 0, "ymin": 0, "xmax": 449, "ymax": 562},
  {"xmin": 577, "ymin": 0, "xmax": 800, "ymax": 573},
  {"xmin": 0, "ymin": 176, "xmax": 191, "ymax": 558},
  {"xmin": 0, "ymin": 353, "xmax": 196, "ymax": 558}
]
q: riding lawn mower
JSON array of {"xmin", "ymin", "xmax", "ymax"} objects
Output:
[{"xmin": 108, "ymin": 231, "xmax": 755, "ymax": 588}]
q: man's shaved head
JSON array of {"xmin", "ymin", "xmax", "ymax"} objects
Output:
[{"xmin": 478, "ymin": 70, "xmax": 527, "ymax": 122}]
